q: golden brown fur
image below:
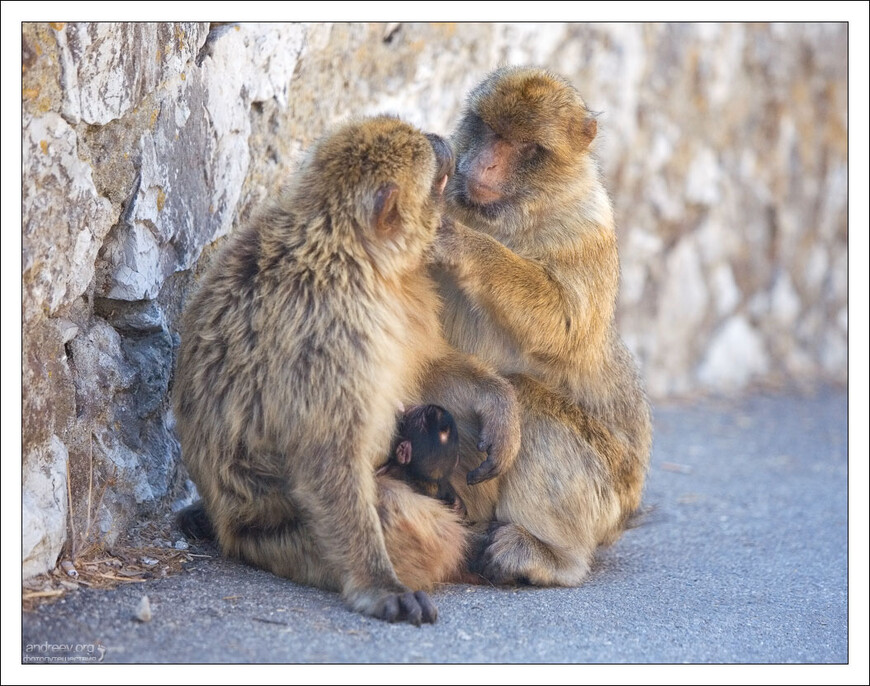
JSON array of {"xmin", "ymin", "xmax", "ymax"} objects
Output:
[
  {"xmin": 431, "ymin": 66, "xmax": 653, "ymax": 585},
  {"xmin": 377, "ymin": 477, "xmax": 467, "ymax": 590},
  {"xmin": 173, "ymin": 116, "xmax": 519, "ymax": 622}
]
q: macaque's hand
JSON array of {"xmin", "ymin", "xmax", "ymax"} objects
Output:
[
  {"xmin": 428, "ymin": 216, "xmax": 465, "ymax": 269},
  {"xmin": 466, "ymin": 386, "xmax": 521, "ymax": 485}
]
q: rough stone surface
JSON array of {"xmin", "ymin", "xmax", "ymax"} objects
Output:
[
  {"xmin": 22, "ymin": 437, "xmax": 69, "ymax": 579},
  {"xmin": 21, "ymin": 22, "xmax": 848, "ymax": 578},
  {"xmin": 56, "ymin": 23, "xmax": 209, "ymax": 126},
  {"xmin": 698, "ymin": 316, "xmax": 771, "ymax": 391},
  {"xmin": 22, "ymin": 111, "xmax": 115, "ymax": 316}
]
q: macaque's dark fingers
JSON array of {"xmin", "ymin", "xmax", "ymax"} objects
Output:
[
  {"xmin": 480, "ymin": 557, "xmax": 512, "ymax": 585},
  {"xmin": 415, "ymin": 591, "xmax": 438, "ymax": 624},
  {"xmin": 399, "ymin": 592, "xmax": 424, "ymax": 626},
  {"xmin": 466, "ymin": 455, "xmax": 500, "ymax": 485},
  {"xmin": 475, "ymin": 534, "xmax": 513, "ymax": 584},
  {"xmin": 380, "ymin": 594, "xmax": 401, "ymax": 623}
]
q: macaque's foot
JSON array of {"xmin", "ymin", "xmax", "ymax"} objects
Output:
[
  {"xmin": 473, "ymin": 521, "xmax": 588, "ymax": 587},
  {"xmin": 351, "ymin": 588, "xmax": 438, "ymax": 625}
]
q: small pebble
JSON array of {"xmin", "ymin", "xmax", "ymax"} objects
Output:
[
  {"xmin": 174, "ymin": 539, "xmax": 189, "ymax": 550},
  {"xmin": 135, "ymin": 595, "xmax": 152, "ymax": 622},
  {"xmin": 141, "ymin": 556, "xmax": 158, "ymax": 566}
]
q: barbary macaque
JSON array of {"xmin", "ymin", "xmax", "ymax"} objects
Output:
[
  {"xmin": 173, "ymin": 115, "xmax": 520, "ymax": 624},
  {"xmin": 430, "ymin": 66, "xmax": 653, "ymax": 585}
]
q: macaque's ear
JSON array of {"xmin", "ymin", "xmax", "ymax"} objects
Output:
[
  {"xmin": 373, "ymin": 182, "xmax": 401, "ymax": 235},
  {"xmin": 576, "ymin": 112, "xmax": 597, "ymax": 149},
  {"xmin": 395, "ymin": 440, "xmax": 412, "ymax": 465}
]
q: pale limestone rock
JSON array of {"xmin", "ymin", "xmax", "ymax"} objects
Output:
[
  {"xmin": 589, "ymin": 23, "xmax": 645, "ymax": 146},
  {"xmin": 747, "ymin": 291, "xmax": 771, "ymax": 319},
  {"xmin": 54, "ymin": 319, "xmax": 80, "ymax": 345},
  {"xmin": 659, "ymin": 237, "xmax": 710, "ymax": 342},
  {"xmin": 502, "ymin": 23, "xmax": 571, "ymax": 67},
  {"xmin": 22, "ymin": 112, "xmax": 115, "ymax": 317},
  {"xmin": 703, "ymin": 25, "xmax": 746, "ymax": 108},
  {"xmin": 97, "ymin": 24, "xmax": 308, "ymax": 301},
  {"xmin": 240, "ymin": 24, "xmax": 307, "ymax": 106},
  {"xmin": 817, "ymin": 164, "xmax": 848, "ymax": 241},
  {"xmin": 627, "ymin": 228, "xmax": 664, "ymax": 260},
  {"xmin": 621, "ymin": 229, "xmax": 663, "ymax": 307},
  {"xmin": 685, "ymin": 147, "xmax": 721, "ymax": 206},
  {"xmin": 771, "ymin": 272, "xmax": 802, "ymax": 327},
  {"xmin": 645, "ymin": 237, "xmax": 710, "ymax": 397},
  {"xmin": 695, "ymin": 217, "xmax": 740, "ymax": 267},
  {"xmin": 648, "ymin": 132, "xmax": 674, "ymax": 173},
  {"xmin": 710, "ymin": 264, "xmax": 741, "ymax": 317},
  {"xmin": 804, "ymin": 245, "xmax": 829, "ymax": 294},
  {"xmin": 821, "ymin": 329, "xmax": 847, "ymax": 377},
  {"xmin": 647, "ymin": 175, "xmax": 684, "ymax": 223},
  {"xmin": 620, "ymin": 263, "xmax": 647, "ymax": 308},
  {"xmin": 698, "ymin": 316, "xmax": 771, "ymax": 391},
  {"xmin": 67, "ymin": 318, "xmax": 130, "ymax": 403},
  {"xmin": 56, "ymin": 23, "xmax": 209, "ymax": 126},
  {"xmin": 784, "ymin": 346, "xmax": 816, "ymax": 379},
  {"xmin": 22, "ymin": 437, "xmax": 69, "ymax": 579},
  {"xmin": 829, "ymin": 248, "xmax": 848, "ymax": 304}
]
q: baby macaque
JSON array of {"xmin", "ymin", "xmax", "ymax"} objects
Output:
[{"xmin": 378, "ymin": 405, "xmax": 465, "ymax": 515}]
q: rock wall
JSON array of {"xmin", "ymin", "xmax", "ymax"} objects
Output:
[{"xmin": 21, "ymin": 22, "xmax": 847, "ymax": 577}]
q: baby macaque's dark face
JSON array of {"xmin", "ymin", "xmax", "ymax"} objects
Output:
[{"xmin": 394, "ymin": 405, "xmax": 459, "ymax": 483}]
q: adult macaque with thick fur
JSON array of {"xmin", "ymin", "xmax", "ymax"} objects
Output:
[
  {"xmin": 174, "ymin": 117, "xmax": 519, "ymax": 624},
  {"xmin": 431, "ymin": 66, "xmax": 653, "ymax": 585}
]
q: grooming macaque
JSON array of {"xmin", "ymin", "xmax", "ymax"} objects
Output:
[
  {"xmin": 173, "ymin": 116, "xmax": 519, "ymax": 624},
  {"xmin": 430, "ymin": 66, "xmax": 653, "ymax": 585},
  {"xmin": 377, "ymin": 404, "xmax": 464, "ymax": 514}
]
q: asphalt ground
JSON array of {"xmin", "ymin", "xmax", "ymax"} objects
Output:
[{"xmin": 14, "ymin": 384, "xmax": 864, "ymax": 678}]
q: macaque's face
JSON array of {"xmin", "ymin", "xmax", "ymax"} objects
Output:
[
  {"xmin": 395, "ymin": 404, "xmax": 459, "ymax": 483},
  {"xmin": 447, "ymin": 66, "xmax": 597, "ymax": 223}
]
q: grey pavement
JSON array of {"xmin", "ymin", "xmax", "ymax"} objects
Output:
[{"xmin": 20, "ymin": 386, "xmax": 850, "ymax": 664}]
